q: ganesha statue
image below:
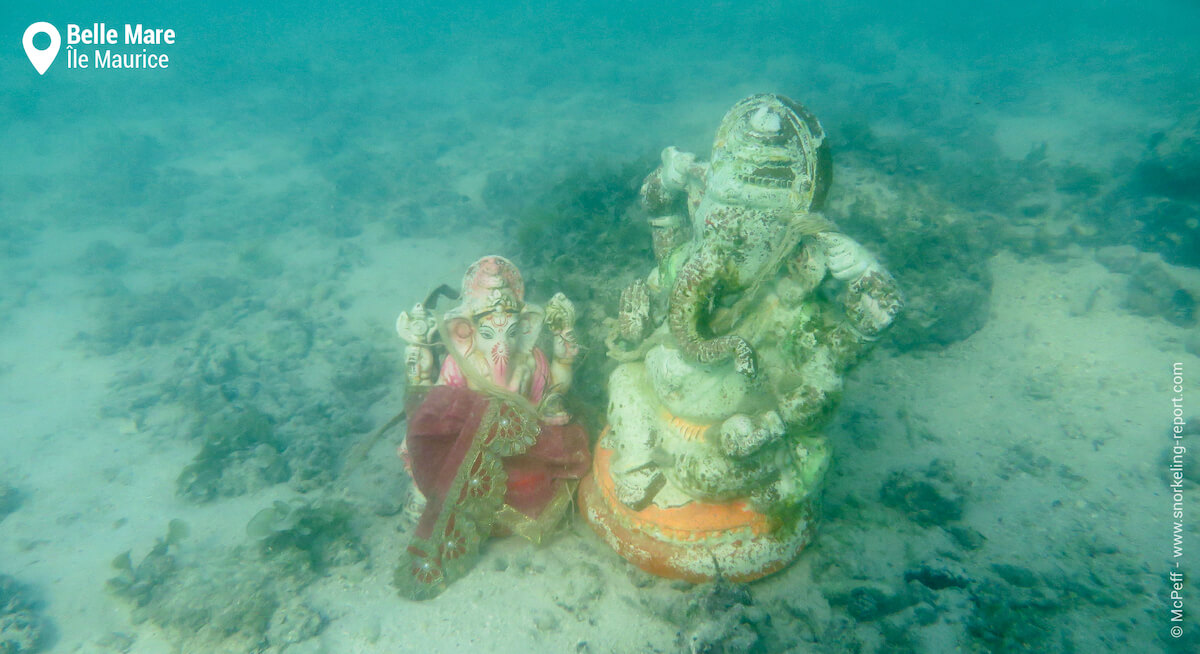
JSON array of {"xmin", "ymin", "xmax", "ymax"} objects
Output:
[
  {"xmin": 393, "ymin": 256, "xmax": 590, "ymax": 599},
  {"xmin": 579, "ymin": 94, "xmax": 902, "ymax": 581}
]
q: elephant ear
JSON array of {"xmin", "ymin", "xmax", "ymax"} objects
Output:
[
  {"xmin": 445, "ymin": 316, "xmax": 476, "ymax": 356},
  {"xmin": 515, "ymin": 305, "xmax": 545, "ymax": 354}
]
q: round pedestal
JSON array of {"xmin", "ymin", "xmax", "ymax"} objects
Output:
[{"xmin": 579, "ymin": 444, "xmax": 814, "ymax": 583}]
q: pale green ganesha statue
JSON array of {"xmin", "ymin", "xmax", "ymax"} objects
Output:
[{"xmin": 579, "ymin": 94, "xmax": 903, "ymax": 581}]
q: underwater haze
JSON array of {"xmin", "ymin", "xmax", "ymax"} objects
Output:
[{"xmin": 2, "ymin": 0, "xmax": 1199, "ymax": 652}]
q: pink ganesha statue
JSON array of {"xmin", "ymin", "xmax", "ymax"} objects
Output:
[{"xmin": 393, "ymin": 256, "xmax": 590, "ymax": 599}]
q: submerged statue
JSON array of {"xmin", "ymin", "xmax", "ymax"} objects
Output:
[
  {"xmin": 579, "ymin": 94, "xmax": 902, "ymax": 581},
  {"xmin": 393, "ymin": 256, "xmax": 590, "ymax": 599}
]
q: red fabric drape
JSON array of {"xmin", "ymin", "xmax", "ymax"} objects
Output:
[{"xmin": 405, "ymin": 385, "xmax": 590, "ymax": 538}]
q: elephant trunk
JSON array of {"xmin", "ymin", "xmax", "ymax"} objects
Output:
[
  {"xmin": 667, "ymin": 244, "xmax": 757, "ymax": 377},
  {"xmin": 490, "ymin": 345, "xmax": 510, "ymax": 388}
]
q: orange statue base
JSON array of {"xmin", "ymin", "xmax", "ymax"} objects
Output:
[{"xmin": 578, "ymin": 441, "xmax": 815, "ymax": 583}]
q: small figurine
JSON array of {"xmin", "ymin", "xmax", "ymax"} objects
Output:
[
  {"xmin": 393, "ymin": 256, "xmax": 590, "ymax": 599},
  {"xmin": 581, "ymin": 94, "xmax": 902, "ymax": 581}
]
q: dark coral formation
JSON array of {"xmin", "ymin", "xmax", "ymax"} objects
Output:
[
  {"xmin": 245, "ymin": 498, "xmax": 367, "ymax": 572},
  {"xmin": 108, "ymin": 506, "xmax": 361, "ymax": 653},
  {"xmin": 1123, "ymin": 111, "xmax": 1200, "ymax": 266},
  {"xmin": 879, "ymin": 460, "xmax": 966, "ymax": 527},
  {"xmin": 175, "ymin": 406, "xmax": 290, "ymax": 503},
  {"xmin": 87, "ymin": 240, "xmax": 398, "ymax": 505},
  {"xmin": 0, "ymin": 575, "xmax": 50, "ymax": 654},
  {"xmin": 652, "ymin": 578, "xmax": 776, "ymax": 654}
]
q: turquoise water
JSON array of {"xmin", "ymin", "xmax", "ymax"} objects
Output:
[{"xmin": 2, "ymin": 1, "xmax": 1199, "ymax": 652}]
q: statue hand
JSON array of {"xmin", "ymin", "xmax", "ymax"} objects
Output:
[
  {"xmin": 553, "ymin": 328, "xmax": 579, "ymax": 362},
  {"xmin": 396, "ymin": 302, "xmax": 436, "ymax": 344},
  {"xmin": 508, "ymin": 357, "xmax": 535, "ymax": 395},
  {"xmin": 539, "ymin": 394, "xmax": 571, "ymax": 425},
  {"xmin": 778, "ymin": 384, "xmax": 833, "ymax": 429},
  {"xmin": 660, "ymin": 146, "xmax": 697, "ymax": 193},
  {"xmin": 544, "ymin": 293, "xmax": 579, "ymax": 362},
  {"xmin": 719, "ymin": 411, "xmax": 785, "ymax": 458},
  {"xmin": 545, "ymin": 293, "xmax": 576, "ymax": 333},
  {"xmin": 847, "ymin": 270, "xmax": 903, "ymax": 337},
  {"xmin": 617, "ymin": 279, "xmax": 651, "ymax": 342},
  {"xmin": 815, "ymin": 232, "xmax": 875, "ymax": 281},
  {"xmin": 404, "ymin": 344, "xmax": 435, "ymax": 386}
]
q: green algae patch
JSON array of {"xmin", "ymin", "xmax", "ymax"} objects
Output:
[{"xmin": 176, "ymin": 406, "xmax": 290, "ymax": 503}]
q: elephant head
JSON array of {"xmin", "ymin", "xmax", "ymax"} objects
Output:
[
  {"xmin": 667, "ymin": 94, "xmax": 832, "ymax": 377},
  {"xmin": 443, "ymin": 256, "xmax": 543, "ymax": 392}
]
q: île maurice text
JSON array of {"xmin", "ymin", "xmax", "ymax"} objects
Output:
[{"xmin": 64, "ymin": 23, "xmax": 175, "ymax": 69}]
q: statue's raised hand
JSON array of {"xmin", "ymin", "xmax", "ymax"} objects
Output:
[
  {"xmin": 814, "ymin": 232, "xmax": 875, "ymax": 282},
  {"xmin": 660, "ymin": 146, "xmax": 697, "ymax": 193},
  {"xmin": 545, "ymin": 293, "xmax": 579, "ymax": 361},
  {"xmin": 396, "ymin": 302, "xmax": 436, "ymax": 345}
]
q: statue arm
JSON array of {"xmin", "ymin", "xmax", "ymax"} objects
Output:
[
  {"xmin": 544, "ymin": 293, "xmax": 578, "ymax": 393},
  {"xmin": 641, "ymin": 147, "xmax": 705, "ymax": 265},
  {"xmin": 779, "ymin": 241, "xmax": 829, "ymax": 304},
  {"xmin": 811, "ymin": 232, "xmax": 903, "ymax": 338},
  {"xmin": 396, "ymin": 303, "xmax": 438, "ymax": 386}
]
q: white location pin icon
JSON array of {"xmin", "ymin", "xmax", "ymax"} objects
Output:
[{"xmin": 23, "ymin": 22, "xmax": 61, "ymax": 75}]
